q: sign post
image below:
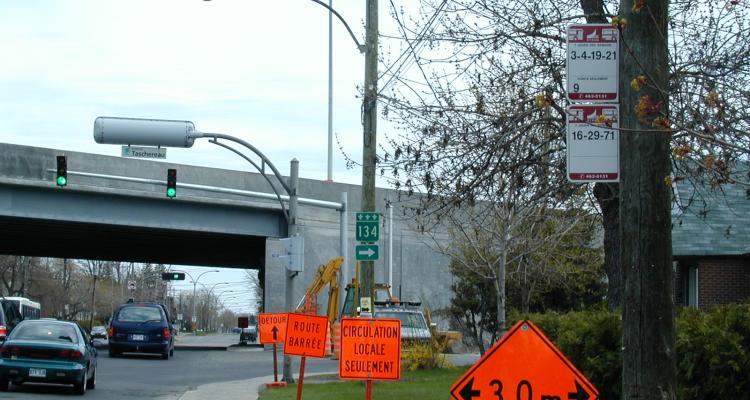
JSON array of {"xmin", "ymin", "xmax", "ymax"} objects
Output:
[
  {"xmin": 283, "ymin": 313, "xmax": 329, "ymax": 400},
  {"xmin": 450, "ymin": 320, "xmax": 598, "ymax": 400},
  {"xmin": 259, "ymin": 313, "xmax": 289, "ymax": 387},
  {"xmin": 339, "ymin": 317, "xmax": 401, "ymax": 400}
]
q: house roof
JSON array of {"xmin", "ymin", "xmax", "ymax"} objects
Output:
[{"xmin": 672, "ymin": 164, "xmax": 750, "ymax": 257}]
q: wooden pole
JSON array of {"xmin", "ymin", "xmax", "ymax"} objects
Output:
[
  {"xmin": 296, "ymin": 356, "xmax": 307, "ymax": 400},
  {"xmin": 272, "ymin": 343, "xmax": 278, "ymax": 382}
]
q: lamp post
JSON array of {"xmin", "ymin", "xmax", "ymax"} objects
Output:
[
  {"xmin": 178, "ymin": 269, "xmax": 220, "ymax": 332},
  {"xmin": 94, "ymin": 116, "xmax": 301, "ymax": 382}
]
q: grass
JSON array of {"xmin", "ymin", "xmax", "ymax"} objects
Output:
[{"xmin": 259, "ymin": 367, "xmax": 469, "ymax": 400}]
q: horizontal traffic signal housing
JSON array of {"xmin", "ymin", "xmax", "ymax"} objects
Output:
[
  {"xmin": 56, "ymin": 155, "xmax": 67, "ymax": 187},
  {"xmin": 161, "ymin": 272, "xmax": 185, "ymax": 281}
]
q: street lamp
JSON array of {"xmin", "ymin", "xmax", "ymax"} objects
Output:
[
  {"xmin": 94, "ymin": 116, "xmax": 301, "ymax": 382},
  {"xmin": 177, "ymin": 269, "xmax": 220, "ymax": 332}
]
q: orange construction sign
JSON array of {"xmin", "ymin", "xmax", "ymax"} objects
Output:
[
  {"xmin": 339, "ymin": 317, "xmax": 401, "ymax": 381},
  {"xmin": 450, "ymin": 320, "xmax": 599, "ymax": 400},
  {"xmin": 283, "ymin": 313, "xmax": 329, "ymax": 358},
  {"xmin": 258, "ymin": 312, "xmax": 288, "ymax": 345}
]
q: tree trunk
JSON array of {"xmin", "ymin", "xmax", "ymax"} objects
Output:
[
  {"xmin": 594, "ymin": 183, "xmax": 622, "ymax": 310},
  {"xmin": 619, "ymin": 0, "xmax": 676, "ymax": 398}
]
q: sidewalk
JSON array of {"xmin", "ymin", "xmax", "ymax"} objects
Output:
[{"xmin": 176, "ymin": 353, "xmax": 481, "ymax": 400}]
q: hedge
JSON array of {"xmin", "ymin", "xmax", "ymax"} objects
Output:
[{"xmin": 508, "ymin": 302, "xmax": 750, "ymax": 400}]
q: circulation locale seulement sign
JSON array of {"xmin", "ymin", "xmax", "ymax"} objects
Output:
[{"xmin": 339, "ymin": 317, "xmax": 401, "ymax": 381}]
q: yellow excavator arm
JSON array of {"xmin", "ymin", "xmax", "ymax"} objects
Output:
[{"xmin": 295, "ymin": 256, "xmax": 344, "ymax": 329}]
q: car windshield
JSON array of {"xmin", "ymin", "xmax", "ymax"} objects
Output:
[
  {"xmin": 11, "ymin": 322, "xmax": 79, "ymax": 343},
  {"xmin": 374, "ymin": 311, "xmax": 427, "ymax": 330},
  {"xmin": 116, "ymin": 306, "xmax": 163, "ymax": 323}
]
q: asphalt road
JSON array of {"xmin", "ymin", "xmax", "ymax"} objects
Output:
[{"xmin": 1, "ymin": 344, "xmax": 338, "ymax": 399}]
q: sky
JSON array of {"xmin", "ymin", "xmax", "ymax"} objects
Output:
[{"xmin": 0, "ymin": 1, "xmax": 420, "ymax": 313}]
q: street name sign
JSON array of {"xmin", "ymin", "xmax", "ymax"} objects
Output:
[
  {"xmin": 450, "ymin": 320, "xmax": 598, "ymax": 400},
  {"xmin": 121, "ymin": 145, "xmax": 167, "ymax": 159},
  {"xmin": 567, "ymin": 104, "xmax": 619, "ymax": 183},
  {"xmin": 339, "ymin": 317, "xmax": 401, "ymax": 381},
  {"xmin": 259, "ymin": 312, "xmax": 288, "ymax": 344},
  {"xmin": 567, "ymin": 24, "xmax": 619, "ymax": 102},
  {"xmin": 355, "ymin": 244, "xmax": 379, "ymax": 261},
  {"xmin": 356, "ymin": 212, "xmax": 380, "ymax": 242},
  {"xmin": 283, "ymin": 313, "xmax": 329, "ymax": 358}
]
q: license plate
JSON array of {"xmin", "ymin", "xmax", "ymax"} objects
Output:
[
  {"xmin": 131, "ymin": 334, "xmax": 146, "ymax": 341},
  {"xmin": 29, "ymin": 368, "xmax": 46, "ymax": 378}
]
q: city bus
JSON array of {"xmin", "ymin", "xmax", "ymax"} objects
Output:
[{"xmin": 2, "ymin": 297, "xmax": 41, "ymax": 320}]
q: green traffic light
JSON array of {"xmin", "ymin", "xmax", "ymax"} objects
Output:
[
  {"xmin": 56, "ymin": 176, "xmax": 67, "ymax": 187},
  {"xmin": 166, "ymin": 187, "xmax": 176, "ymax": 198}
]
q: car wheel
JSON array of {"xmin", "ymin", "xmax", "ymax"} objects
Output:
[
  {"xmin": 161, "ymin": 351, "xmax": 169, "ymax": 360},
  {"xmin": 108, "ymin": 348, "xmax": 118, "ymax": 358},
  {"xmin": 0, "ymin": 377, "xmax": 8, "ymax": 391},
  {"xmin": 74, "ymin": 368, "xmax": 87, "ymax": 395},
  {"xmin": 169, "ymin": 348, "xmax": 174, "ymax": 357},
  {"xmin": 86, "ymin": 367, "xmax": 96, "ymax": 390}
]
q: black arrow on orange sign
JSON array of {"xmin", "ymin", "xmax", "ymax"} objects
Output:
[
  {"xmin": 459, "ymin": 377, "xmax": 481, "ymax": 400},
  {"xmin": 568, "ymin": 381, "xmax": 590, "ymax": 400},
  {"xmin": 271, "ymin": 326, "xmax": 279, "ymax": 341}
]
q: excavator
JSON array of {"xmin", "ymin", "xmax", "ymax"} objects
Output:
[
  {"xmin": 295, "ymin": 256, "xmax": 462, "ymax": 354},
  {"xmin": 294, "ymin": 256, "xmax": 344, "ymax": 348}
]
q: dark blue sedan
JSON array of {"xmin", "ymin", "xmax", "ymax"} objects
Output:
[{"xmin": 0, "ymin": 319, "xmax": 97, "ymax": 395}]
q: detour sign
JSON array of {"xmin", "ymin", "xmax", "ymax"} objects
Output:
[
  {"xmin": 283, "ymin": 313, "xmax": 329, "ymax": 358},
  {"xmin": 450, "ymin": 320, "xmax": 598, "ymax": 400},
  {"xmin": 258, "ymin": 312, "xmax": 288, "ymax": 345},
  {"xmin": 339, "ymin": 317, "xmax": 401, "ymax": 381}
]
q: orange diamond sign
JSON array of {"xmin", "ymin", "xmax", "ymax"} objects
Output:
[{"xmin": 450, "ymin": 320, "xmax": 598, "ymax": 400}]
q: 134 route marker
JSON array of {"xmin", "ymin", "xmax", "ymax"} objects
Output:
[{"xmin": 450, "ymin": 320, "xmax": 598, "ymax": 400}]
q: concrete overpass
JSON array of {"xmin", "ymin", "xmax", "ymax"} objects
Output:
[{"xmin": 0, "ymin": 143, "xmax": 453, "ymax": 321}]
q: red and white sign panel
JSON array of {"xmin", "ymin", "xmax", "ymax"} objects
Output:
[
  {"xmin": 567, "ymin": 105, "xmax": 619, "ymax": 183},
  {"xmin": 567, "ymin": 24, "xmax": 619, "ymax": 102}
]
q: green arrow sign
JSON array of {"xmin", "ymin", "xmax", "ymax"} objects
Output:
[
  {"xmin": 356, "ymin": 212, "xmax": 380, "ymax": 242},
  {"xmin": 355, "ymin": 244, "xmax": 379, "ymax": 261}
]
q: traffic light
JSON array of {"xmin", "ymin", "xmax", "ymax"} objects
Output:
[
  {"xmin": 166, "ymin": 168, "xmax": 176, "ymax": 198},
  {"xmin": 161, "ymin": 272, "xmax": 185, "ymax": 281},
  {"xmin": 56, "ymin": 156, "xmax": 67, "ymax": 187}
]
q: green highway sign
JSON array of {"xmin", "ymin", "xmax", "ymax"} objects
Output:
[
  {"xmin": 355, "ymin": 244, "xmax": 379, "ymax": 261},
  {"xmin": 356, "ymin": 212, "xmax": 380, "ymax": 242}
]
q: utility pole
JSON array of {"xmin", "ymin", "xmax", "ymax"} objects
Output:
[
  {"xmin": 618, "ymin": 0, "xmax": 676, "ymax": 398},
  {"xmin": 360, "ymin": 0, "xmax": 378, "ymax": 308},
  {"xmin": 283, "ymin": 159, "xmax": 300, "ymax": 383}
]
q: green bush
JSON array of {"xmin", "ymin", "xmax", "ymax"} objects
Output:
[
  {"xmin": 513, "ymin": 309, "xmax": 622, "ymax": 400},
  {"xmin": 676, "ymin": 303, "xmax": 750, "ymax": 400},
  {"xmin": 504, "ymin": 303, "xmax": 750, "ymax": 400}
]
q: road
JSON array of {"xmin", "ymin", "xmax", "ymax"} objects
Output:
[{"xmin": 1, "ymin": 335, "xmax": 338, "ymax": 399}]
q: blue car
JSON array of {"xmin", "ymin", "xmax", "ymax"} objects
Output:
[
  {"xmin": 108, "ymin": 301, "xmax": 174, "ymax": 359},
  {"xmin": 0, "ymin": 319, "xmax": 97, "ymax": 395}
]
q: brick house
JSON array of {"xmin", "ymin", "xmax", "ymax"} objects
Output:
[{"xmin": 672, "ymin": 170, "xmax": 750, "ymax": 310}]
